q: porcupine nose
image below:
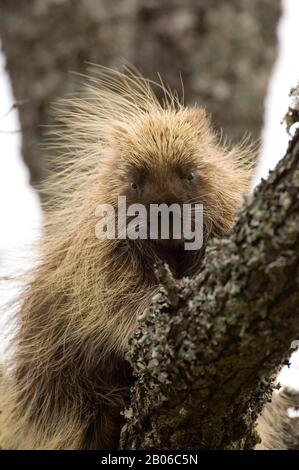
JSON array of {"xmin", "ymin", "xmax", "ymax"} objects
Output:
[{"xmin": 146, "ymin": 201, "xmax": 184, "ymax": 241}]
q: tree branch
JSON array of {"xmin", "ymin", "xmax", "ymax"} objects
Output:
[{"xmin": 120, "ymin": 129, "xmax": 299, "ymax": 450}]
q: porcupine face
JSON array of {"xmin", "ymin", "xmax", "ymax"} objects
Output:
[
  {"xmin": 99, "ymin": 107, "xmax": 229, "ymax": 277},
  {"xmin": 51, "ymin": 68, "xmax": 253, "ymax": 277}
]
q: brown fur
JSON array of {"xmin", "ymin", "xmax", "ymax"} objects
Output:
[
  {"xmin": 0, "ymin": 67, "xmax": 254, "ymax": 449},
  {"xmin": 256, "ymin": 388, "xmax": 299, "ymax": 449}
]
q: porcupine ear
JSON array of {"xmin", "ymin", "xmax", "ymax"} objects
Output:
[
  {"xmin": 110, "ymin": 120, "xmax": 129, "ymax": 136},
  {"xmin": 104, "ymin": 120, "xmax": 130, "ymax": 147},
  {"xmin": 185, "ymin": 107, "xmax": 212, "ymax": 134}
]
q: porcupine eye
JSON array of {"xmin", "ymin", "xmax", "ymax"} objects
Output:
[
  {"xmin": 177, "ymin": 165, "xmax": 196, "ymax": 183},
  {"xmin": 129, "ymin": 170, "xmax": 146, "ymax": 194},
  {"xmin": 129, "ymin": 172, "xmax": 145, "ymax": 192},
  {"xmin": 187, "ymin": 172, "xmax": 195, "ymax": 182},
  {"xmin": 130, "ymin": 181, "xmax": 138, "ymax": 191}
]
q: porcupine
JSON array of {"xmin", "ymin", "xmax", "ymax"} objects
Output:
[{"xmin": 0, "ymin": 67, "xmax": 255, "ymax": 449}]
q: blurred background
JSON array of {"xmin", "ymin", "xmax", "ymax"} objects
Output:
[{"xmin": 0, "ymin": 0, "xmax": 299, "ymax": 386}]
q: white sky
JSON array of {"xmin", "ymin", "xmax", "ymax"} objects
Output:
[
  {"xmin": 0, "ymin": 52, "xmax": 42, "ymax": 354},
  {"xmin": 0, "ymin": 0, "xmax": 299, "ymax": 383},
  {"xmin": 254, "ymin": 0, "xmax": 299, "ymax": 184}
]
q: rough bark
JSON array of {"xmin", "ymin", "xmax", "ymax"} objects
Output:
[
  {"xmin": 0, "ymin": 0, "xmax": 280, "ymax": 187},
  {"xmin": 120, "ymin": 129, "xmax": 299, "ymax": 450}
]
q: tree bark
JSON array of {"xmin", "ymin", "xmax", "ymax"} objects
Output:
[
  {"xmin": 0, "ymin": 0, "xmax": 280, "ymax": 188},
  {"xmin": 120, "ymin": 129, "xmax": 299, "ymax": 450}
]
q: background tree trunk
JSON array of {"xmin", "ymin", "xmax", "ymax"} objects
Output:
[
  {"xmin": 0, "ymin": 0, "xmax": 280, "ymax": 189},
  {"xmin": 120, "ymin": 129, "xmax": 299, "ymax": 450}
]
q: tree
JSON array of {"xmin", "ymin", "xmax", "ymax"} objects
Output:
[
  {"xmin": 0, "ymin": 0, "xmax": 280, "ymax": 188},
  {"xmin": 120, "ymin": 126, "xmax": 299, "ymax": 449}
]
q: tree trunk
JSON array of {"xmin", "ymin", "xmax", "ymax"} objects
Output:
[
  {"xmin": 120, "ymin": 128, "xmax": 299, "ymax": 450},
  {"xmin": 0, "ymin": 0, "xmax": 280, "ymax": 188}
]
